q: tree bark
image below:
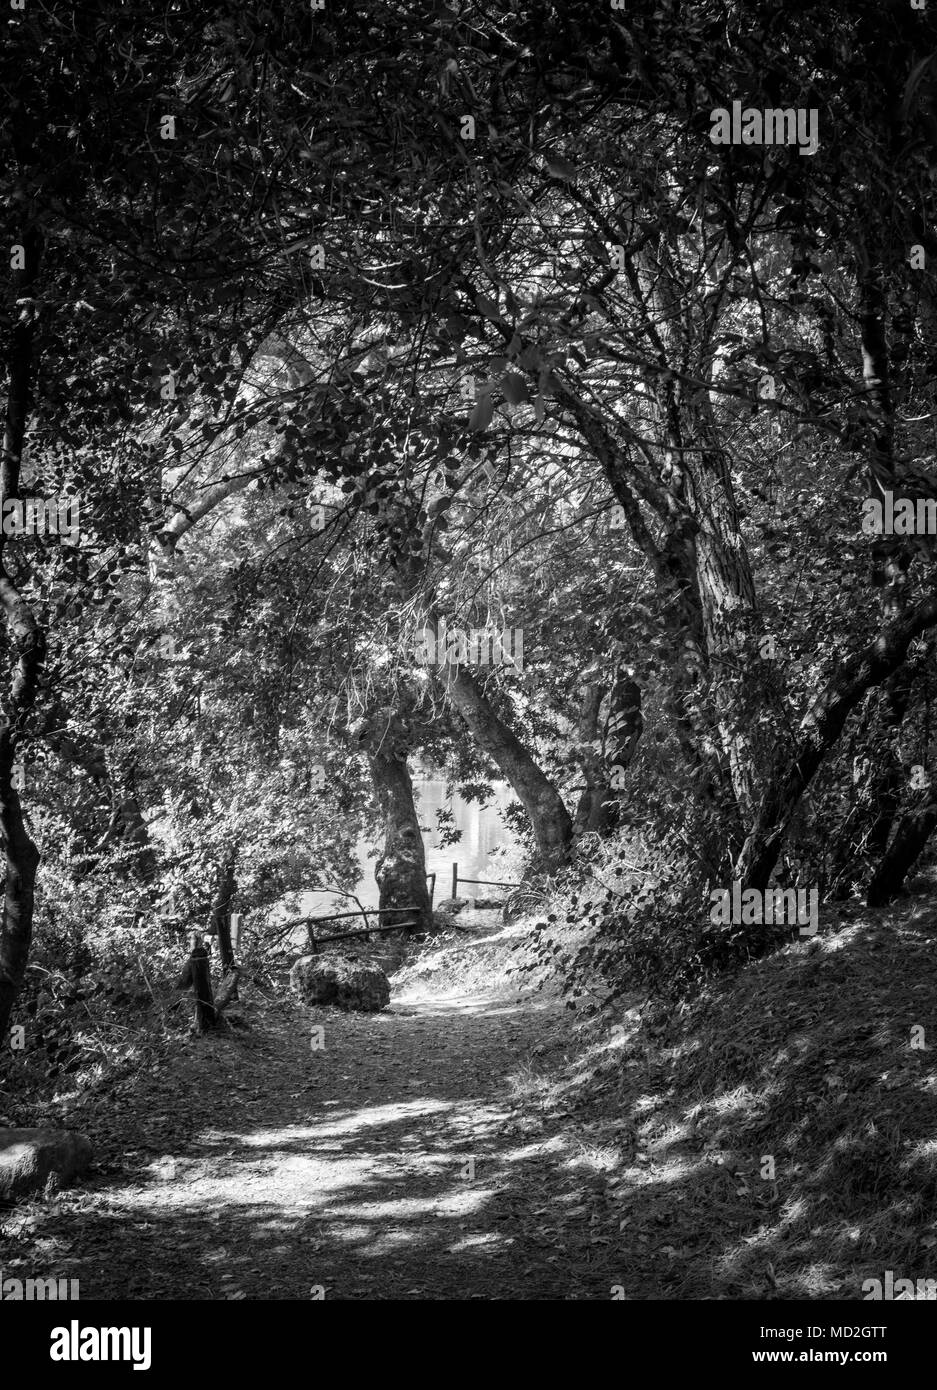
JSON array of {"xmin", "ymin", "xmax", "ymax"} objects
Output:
[
  {"xmin": 574, "ymin": 683, "xmax": 604, "ymax": 835},
  {"xmin": 858, "ymin": 267, "xmax": 914, "ymax": 872},
  {"xmin": 556, "ymin": 379, "xmax": 740, "ymax": 841},
  {"xmin": 0, "ymin": 752, "xmax": 40, "ymax": 1044},
  {"xmin": 574, "ymin": 674, "xmax": 643, "ymax": 834},
  {"xmin": 189, "ymin": 944, "xmax": 217, "ymax": 1032},
  {"xmin": 0, "ymin": 224, "xmax": 44, "ymax": 1044},
  {"xmin": 210, "ymin": 847, "xmax": 238, "ymax": 999},
  {"xmin": 863, "ymin": 674, "xmax": 912, "ymax": 861},
  {"xmin": 214, "ymin": 968, "xmax": 241, "ymax": 1013},
  {"xmin": 688, "ymin": 389, "xmax": 789, "ymax": 832},
  {"xmin": 735, "ymin": 589, "xmax": 937, "ymax": 892},
  {"xmin": 445, "ymin": 664, "xmax": 573, "ymax": 870},
  {"xmin": 866, "ymin": 790, "xmax": 937, "ymax": 906},
  {"xmin": 358, "ymin": 706, "xmax": 432, "ymax": 932},
  {"xmin": 369, "ymin": 747, "xmax": 432, "ymax": 931}
]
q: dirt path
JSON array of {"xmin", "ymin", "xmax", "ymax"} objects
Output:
[{"xmin": 7, "ymin": 976, "xmax": 626, "ymax": 1300}]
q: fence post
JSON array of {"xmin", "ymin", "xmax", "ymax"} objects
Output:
[
  {"xmin": 188, "ymin": 932, "xmax": 216, "ymax": 1032},
  {"xmin": 452, "ymin": 862, "xmax": 458, "ymax": 900},
  {"xmin": 427, "ymin": 872, "xmax": 436, "ymax": 910},
  {"xmin": 216, "ymin": 912, "xmax": 239, "ymax": 1003}
]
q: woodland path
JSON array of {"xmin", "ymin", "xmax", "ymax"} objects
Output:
[{"xmin": 11, "ymin": 974, "xmax": 630, "ymax": 1300}]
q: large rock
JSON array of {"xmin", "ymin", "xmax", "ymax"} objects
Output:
[
  {"xmin": 0, "ymin": 1128, "xmax": 93, "ymax": 1200},
  {"xmin": 290, "ymin": 954, "xmax": 390, "ymax": 1012}
]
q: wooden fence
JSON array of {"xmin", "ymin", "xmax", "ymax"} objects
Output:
[
  {"xmin": 174, "ymin": 868, "xmax": 444, "ymax": 1025},
  {"xmin": 450, "ymin": 862, "xmax": 521, "ymax": 904},
  {"xmin": 303, "ymin": 905, "xmax": 426, "ymax": 952}
]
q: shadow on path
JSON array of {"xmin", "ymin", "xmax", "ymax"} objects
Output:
[{"xmin": 7, "ymin": 984, "xmax": 624, "ymax": 1300}]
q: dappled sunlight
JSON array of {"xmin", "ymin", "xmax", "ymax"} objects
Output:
[
  {"xmin": 322, "ymin": 1223, "xmax": 373, "ymax": 1244},
  {"xmin": 562, "ymin": 1142, "xmax": 619, "ymax": 1173},
  {"xmin": 327, "ymin": 1188, "xmax": 498, "ymax": 1224},
  {"xmin": 646, "ymin": 1120, "xmax": 696, "ymax": 1151},
  {"xmin": 2, "ymin": 0, "xmax": 936, "ymax": 1321},
  {"xmin": 212, "ymin": 1097, "xmax": 456, "ymax": 1144},
  {"xmin": 901, "ymin": 1136, "xmax": 937, "ymax": 1163},
  {"xmin": 446, "ymin": 1232, "xmax": 505, "ymax": 1254},
  {"xmin": 633, "ymin": 1093, "xmax": 664, "ymax": 1116},
  {"xmin": 10, "ymin": 973, "xmax": 636, "ymax": 1298},
  {"xmin": 11, "ymin": 897, "xmax": 937, "ymax": 1301},
  {"xmin": 500, "ymin": 1135, "xmax": 568, "ymax": 1164},
  {"xmin": 699, "ymin": 1085, "xmax": 768, "ymax": 1120},
  {"xmin": 396, "ymin": 992, "xmax": 535, "ymax": 1020},
  {"xmin": 619, "ymin": 1156, "xmax": 703, "ymax": 1189}
]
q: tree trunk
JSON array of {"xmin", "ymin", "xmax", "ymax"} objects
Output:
[
  {"xmin": 368, "ymin": 745, "xmax": 432, "ymax": 932},
  {"xmin": 866, "ymin": 790, "xmax": 937, "ymax": 906},
  {"xmin": 574, "ymin": 674, "xmax": 643, "ymax": 835},
  {"xmin": 857, "ymin": 267, "xmax": 914, "ymax": 871},
  {"xmin": 445, "ymin": 665, "xmax": 573, "ymax": 870},
  {"xmin": 574, "ymin": 684, "xmax": 604, "ymax": 835},
  {"xmin": 189, "ymin": 944, "xmax": 217, "ymax": 1032},
  {"xmin": 688, "ymin": 391, "xmax": 789, "ymax": 833},
  {"xmin": 210, "ymin": 847, "xmax": 238, "ymax": 999},
  {"xmin": 557, "ymin": 380, "xmax": 741, "ymax": 852},
  {"xmin": 862, "ymin": 674, "xmax": 912, "ymax": 861},
  {"xmin": 735, "ymin": 590, "xmax": 937, "ymax": 891},
  {"xmin": 0, "ymin": 224, "xmax": 44, "ymax": 1044},
  {"xmin": 214, "ymin": 968, "xmax": 242, "ymax": 1013},
  {"xmin": 0, "ymin": 760, "xmax": 40, "ymax": 1044}
]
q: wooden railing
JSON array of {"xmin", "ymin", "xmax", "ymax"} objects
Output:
[
  {"xmin": 450, "ymin": 862, "xmax": 521, "ymax": 901},
  {"xmin": 303, "ymin": 905, "xmax": 426, "ymax": 953}
]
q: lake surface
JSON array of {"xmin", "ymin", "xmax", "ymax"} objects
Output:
[{"xmin": 293, "ymin": 774, "xmax": 520, "ymax": 924}]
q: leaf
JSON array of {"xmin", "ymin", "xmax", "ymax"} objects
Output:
[
  {"xmin": 501, "ymin": 372, "xmax": 529, "ymax": 405},
  {"xmin": 544, "ymin": 155, "xmax": 577, "ymax": 181},
  {"xmin": 469, "ymin": 393, "xmax": 494, "ymax": 431}
]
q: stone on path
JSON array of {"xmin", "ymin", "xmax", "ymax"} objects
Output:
[
  {"xmin": 0, "ymin": 1128, "xmax": 93, "ymax": 1200},
  {"xmin": 290, "ymin": 954, "xmax": 390, "ymax": 1013}
]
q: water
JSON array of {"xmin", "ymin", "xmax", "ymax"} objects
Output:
[
  {"xmin": 293, "ymin": 773, "xmax": 520, "ymax": 925},
  {"xmin": 414, "ymin": 776, "xmax": 520, "ymax": 902}
]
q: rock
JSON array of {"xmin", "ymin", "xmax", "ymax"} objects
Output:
[
  {"xmin": 290, "ymin": 954, "xmax": 390, "ymax": 1012},
  {"xmin": 0, "ymin": 1128, "xmax": 93, "ymax": 1201}
]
